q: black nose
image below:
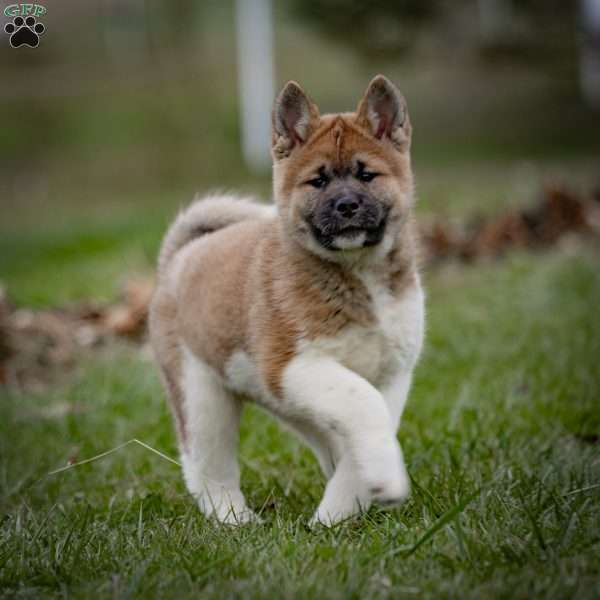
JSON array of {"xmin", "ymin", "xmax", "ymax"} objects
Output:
[{"xmin": 334, "ymin": 196, "xmax": 360, "ymax": 218}]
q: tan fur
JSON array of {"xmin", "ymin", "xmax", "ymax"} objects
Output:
[
  {"xmin": 148, "ymin": 289, "xmax": 185, "ymax": 442},
  {"xmin": 157, "ymin": 194, "xmax": 273, "ymax": 278},
  {"xmin": 150, "ymin": 76, "xmax": 419, "ymax": 446}
]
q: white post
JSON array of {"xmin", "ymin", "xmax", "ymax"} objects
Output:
[
  {"xmin": 580, "ymin": 0, "xmax": 600, "ymax": 109},
  {"xmin": 235, "ymin": 0, "xmax": 275, "ymax": 172},
  {"xmin": 477, "ymin": 0, "xmax": 511, "ymax": 42}
]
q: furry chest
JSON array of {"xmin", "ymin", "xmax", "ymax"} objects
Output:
[
  {"xmin": 304, "ymin": 281, "xmax": 425, "ymax": 386},
  {"xmin": 305, "ymin": 326, "xmax": 393, "ymax": 385}
]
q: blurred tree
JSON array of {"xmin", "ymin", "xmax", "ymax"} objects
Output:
[
  {"xmin": 290, "ymin": 0, "xmax": 579, "ymax": 61},
  {"xmin": 477, "ymin": 0, "xmax": 577, "ymax": 60},
  {"xmin": 289, "ymin": 0, "xmax": 600, "ymax": 108},
  {"xmin": 288, "ymin": 0, "xmax": 440, "ymax": 58}
]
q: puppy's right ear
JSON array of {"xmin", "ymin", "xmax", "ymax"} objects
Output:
[{"xmin": 272, "ymin": 81, "xmax": 320, "ymax": 159}]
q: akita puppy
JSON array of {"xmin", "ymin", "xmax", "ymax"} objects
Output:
[{"xmin": 149, "ymin": 75, "xmax": 424, "ymax": 526}]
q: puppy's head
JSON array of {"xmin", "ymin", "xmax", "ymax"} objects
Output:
[{"xmin": 272, "ymin": 75, "xmax": 414, "ymax": 262}]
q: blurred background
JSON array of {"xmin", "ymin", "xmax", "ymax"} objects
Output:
[
  {"xmin": 1, "ymin": 7, "xmax": 600, "ymax": 595},
  {"xmin": 0, "ymin": 0, "xmax": 599, "ymax": 307}
]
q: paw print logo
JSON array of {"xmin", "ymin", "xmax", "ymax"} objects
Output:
[{"xmin": 4, "ymin": 15, "xmax": 45, "ymax": 48}]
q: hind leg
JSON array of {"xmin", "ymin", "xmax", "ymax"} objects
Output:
[
  {"xmin": 383, "ymin": 371, "xmax": 413, "ymax": 431},
  {"xmin": 285, "ymin": 420, "xmax": 340, "ymax": 479},
  {"xmin": 180, "ymin": 347, "xmax": 256, "ymax": 524}
]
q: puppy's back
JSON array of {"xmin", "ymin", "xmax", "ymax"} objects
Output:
[
  {"xmin": 174, "ymin": 218, "xmax": 272, "ymax": 371},
  {"xmin": 157, "ymin": 194, "xmax": 275, "ymax": 278},
  {"xmin": 149, "ymin": 196, "xmax": 275, "ymax": 442}
]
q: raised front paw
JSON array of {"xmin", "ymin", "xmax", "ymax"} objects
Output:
[
  {"xmin": 357, "ymin": 439, "xmax": 411, "ymax": 507},
  {"xmin": 368, "ymin": 465, "xmax": 410, "ymax": 507}
]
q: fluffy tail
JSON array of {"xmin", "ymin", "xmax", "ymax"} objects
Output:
[{"xmin": 157, "ymin": 193, "xmax": 275, "ymax": 277}]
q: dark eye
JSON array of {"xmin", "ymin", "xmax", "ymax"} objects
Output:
[
  {"xmin": 306, "ymin": 170, "xmax": 329, "ymax": 189},
  {"xmin": 307, "ymin": 176, "xmax": 327, "ymax": 189},
  {"xmin": 356, "ymin": 162, "xmax": 378, "ymax": 183}
]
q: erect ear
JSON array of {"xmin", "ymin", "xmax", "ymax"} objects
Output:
[
  {"xmin": 272, "ymin": 81, "xmax": 320, "ymax": 159},
  {"xmin": 356, "ymin": 75, "xmax": 410, "ymax": 151}
]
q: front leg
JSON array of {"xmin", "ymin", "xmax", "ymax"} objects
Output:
[{"xmin": 279, "ymin": 354, "xmax": 410, "ymax": 525}]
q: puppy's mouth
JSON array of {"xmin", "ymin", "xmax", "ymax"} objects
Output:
[{"xmin": 308, "ymin": 219, "xmax": 387, "ymax": 251}]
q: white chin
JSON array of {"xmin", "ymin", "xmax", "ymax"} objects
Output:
[{"xmin": 331, "ymin": 231, "xmax": 367, "ymax": 250}]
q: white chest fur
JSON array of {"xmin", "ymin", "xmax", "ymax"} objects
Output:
[
  {"xmin": 300, "ymin": 275, "xmax": 425, "ymax": 387},
  {"xmin": 224, "ymin": 276, "xmax": 425, "ymax": 400}
]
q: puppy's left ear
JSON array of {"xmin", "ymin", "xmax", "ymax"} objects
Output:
[{"xmin": 356, "ymin": 75, "xmax": 411, "ymax": 151}]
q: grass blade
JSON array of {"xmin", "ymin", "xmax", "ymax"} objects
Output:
[
  {"xmin": 47, "ymin": 438, "xmax": 180, "ymax": 477},
  {"xmin": 388, "ymin": 487, "xmax": 482, "ymax": 557}
]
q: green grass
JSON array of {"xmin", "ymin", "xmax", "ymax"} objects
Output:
[
  {"xmin": 0, "ymin": 212, "xmax": 164, "ymax": 307},
  {"xmin": 1, "ymin": 248, "xmax": 599, "ymax": 599}
]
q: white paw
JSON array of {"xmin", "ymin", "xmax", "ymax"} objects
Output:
[
  {"xmin": 359, "ymin": 441, "xmax": 411, "ymax": 506},
  {"xmin": 368, "ymin": 468, "xmax": 410, "ymax": 507},
  {"xmin": 195, "ymin": 488, "xmax": 259, "ymax": 526}
]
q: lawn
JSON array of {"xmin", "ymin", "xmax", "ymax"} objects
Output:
[
  {"xmin": 2, "ymin": 3, "xmax": 600, "ymax": 595},
  {"xmin": 1, "ymin": 239, "xmax": 599, "ymax": 598}
]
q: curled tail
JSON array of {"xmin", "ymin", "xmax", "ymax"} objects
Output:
[{"xmin": 157, "ymin": 193, "xmax": 275, "ymax": 277}]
